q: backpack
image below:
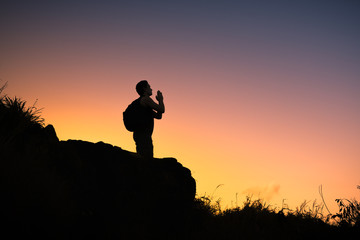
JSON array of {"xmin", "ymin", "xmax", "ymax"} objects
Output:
[{"xmin": 123, "ymin": 98, "xmax": 142, "ymax": 132}]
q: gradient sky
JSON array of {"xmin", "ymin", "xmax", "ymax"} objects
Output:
[{"xmin": 1, "ymin": 0, "xmax": 359, "ymax": 213}]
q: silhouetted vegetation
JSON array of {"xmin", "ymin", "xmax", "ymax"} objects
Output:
[
  {"xmin": 0, "ymin": 82, "xmax": 44, "ymax": 148},
  {"xmin": 189, "ymin": 193, "xmax": 360, "ymax": 239},
  {"xmin": 1, "ymin": 88, "xmax": 359, "ymax": 239},
  {"xmin": 331, "ymin": 188, "xmax": 360, "ymax": 228}
]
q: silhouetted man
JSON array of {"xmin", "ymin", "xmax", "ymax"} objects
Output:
[{"xmin": 133, "ymin": 80, "xmax": 165, "ymax": 159}]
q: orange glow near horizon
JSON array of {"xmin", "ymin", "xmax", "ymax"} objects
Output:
[{"xmin": 3, "ymin": 66, "xmax": 360, "ymax": 214}]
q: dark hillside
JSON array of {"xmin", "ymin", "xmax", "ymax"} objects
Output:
[{"xmin": 0, "ymin": 97, "xmax": 196, "ymax": 239}]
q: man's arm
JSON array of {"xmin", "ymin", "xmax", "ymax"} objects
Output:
[
  {"xmin": 153, "ymin": 111, "xmax": 162, "ymax": 119},
  {"xmin": 142, "ymin": 91, "xmax": 165, "ymax": 113},
  {"xmin": 155, "ymin": 90, "xmax": 165, "ymax": 113}
]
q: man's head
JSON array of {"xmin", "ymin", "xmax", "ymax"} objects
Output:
[{"xmin": 136, "ymin": 80, "xmax": 152, "ymax": 96}]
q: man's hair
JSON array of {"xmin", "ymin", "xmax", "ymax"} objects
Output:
[{"xmin": 136, "ymin": 80, "xmax": 149, "ymax": 96}]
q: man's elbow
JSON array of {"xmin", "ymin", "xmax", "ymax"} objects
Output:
[{"xmin": 156, "ymin": 113, "xmax": 163, "ymax": 119}]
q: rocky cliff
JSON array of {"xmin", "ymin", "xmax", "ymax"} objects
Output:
[{"xmin": 0, "ymin": 119, "xmax": 196, "ymax": 239}]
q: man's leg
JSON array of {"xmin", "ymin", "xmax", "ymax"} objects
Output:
[{"xmin": 133, "ymin": 131, "xmax": 153, "ymax": 159}]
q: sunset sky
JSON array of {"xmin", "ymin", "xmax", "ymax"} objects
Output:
[{"xmin": 1, "ymin": 0, "xmax": 359, "ymax": 213}]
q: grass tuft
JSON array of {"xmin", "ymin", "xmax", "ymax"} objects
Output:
[
  {"xmin": 0, "ymin": 82, "xmax": 44, "ymax": 128},
  {"xmin": 2, "ymin": 96, "xmax": 45, "ymax": 127},
  {"xmin": 0, "ymin": 83, "xmax": 45, "ymax": 146}
]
